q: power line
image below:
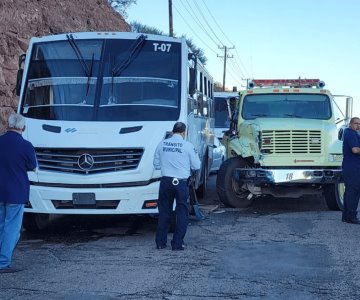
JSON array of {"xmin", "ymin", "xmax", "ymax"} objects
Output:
[
  {"xmin": 199, "ymin": 0, "xmax": 233, "ymax": 46},
  {"xmin": 192, "ymin": 0, "xmax": 224, "ymax": 46},
  {"xmin": 234, "ymin": 48, "xmax": 250, "ymax": 78},
  {"xmin": 172, "ymin": 3, "xmax": 219, "ymax": 55},
  {"xmin": 178, "ymin": 0, "xmax": 219, "ymax": 47}
]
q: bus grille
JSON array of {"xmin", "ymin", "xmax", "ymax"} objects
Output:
[
  {"xmin": 261, "ymin": 130, "xmax": 321, "ymax": 154},
  {"xmin": 35, "ymin": 148, "xmax": 144, "ymax": 174}
]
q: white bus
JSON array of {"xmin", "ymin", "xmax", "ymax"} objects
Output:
[
  {"xmin": 213, "ymin": 92, "xmax": 239, "ymax": 141},
  {"xmin": 16, "ymin": 32, "xmax": 214, "ymax": 231}
]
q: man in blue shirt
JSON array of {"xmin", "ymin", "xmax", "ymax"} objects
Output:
[
  {"xmin": 0, "ymin": 113, "xmax": 37, "ymax": 273},
  {"xmin": 342, "ymin": 117, "xmax": 360, "ymax": 224},
  {"xmin": 153, "ymin": 122, "xmax": 201, "ymax": 250}
]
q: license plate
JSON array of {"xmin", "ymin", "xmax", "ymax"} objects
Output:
[
  {"xmin": 272, "ymin": 170, "xmax": 314, "ymax": 183},
  {"xmin": 72, "ymin": 193, "xmax": 96, "ymax": 205}
]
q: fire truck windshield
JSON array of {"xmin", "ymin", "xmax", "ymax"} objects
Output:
[{"xmin": 242, "ymin": 94, "xmax": 331, "ymax": 120}]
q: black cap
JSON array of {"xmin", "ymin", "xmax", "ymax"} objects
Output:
[{"xmin": 172, "ymin": 122, "xmax": 186, "ymax": 134}]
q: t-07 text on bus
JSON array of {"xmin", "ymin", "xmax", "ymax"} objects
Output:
[{"xmin": 16, "ymin": 32, "xmax": 214, "ymax": 231}]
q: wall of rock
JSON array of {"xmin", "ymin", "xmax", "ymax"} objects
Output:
[{"xmin": 0, "ymin": 0, "xmax": 130, "ymax": 132}]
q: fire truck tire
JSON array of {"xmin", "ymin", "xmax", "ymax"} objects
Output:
[
  {"xmin": 324, "ymin": 184, "xmax": 343, "ymax": 211},
  {"xmin": 22, "ymin": 213, "xmax": 50, "ymax": 232},
  {"xmin": 216, "ymin": 157, "xmax": 253, "ymax": 208}
]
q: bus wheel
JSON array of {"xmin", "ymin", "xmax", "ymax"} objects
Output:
[
  {"xmin": 196, "ymin": 158, "xmax": 208, "ymax": 199},
  {"xmin": 22, "ymin": 213, "xmax": 50, "ymax": 232},
  {"xmin": 324, "ymin": 183, "xmax": 344, "ymax": 211},
  {"xmin": 216, "ymin": 157, "xmax": 253, "ymax": 208}
]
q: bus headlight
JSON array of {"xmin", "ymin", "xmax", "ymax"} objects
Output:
[{"xmin": 328, "ymin": 154, "xmax": 343, "ymax": 162}]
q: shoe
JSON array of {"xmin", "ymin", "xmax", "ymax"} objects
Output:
[
  {"xmin": 0, "ymin": 267, "xmax": 23, "ymax": 273},
  {"xmin": 172, "ymin": 245, "xmax": 185, "ymax": 251},
  {"xmin": 156, "ymin": 244, "xmax": 167, "ymax": 250},
  {"xmin": 343, "ymin": 218, "xmax": 360, "ymax": 224}
]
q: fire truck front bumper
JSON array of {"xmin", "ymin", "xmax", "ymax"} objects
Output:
[{"xmin": 235, "ymin": 168, "xmax": 343, "ymax": 184}]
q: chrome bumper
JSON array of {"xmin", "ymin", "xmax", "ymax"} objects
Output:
[{"xmin": 235, "ymin": 168, "xmax": 343, "ymax": 184}]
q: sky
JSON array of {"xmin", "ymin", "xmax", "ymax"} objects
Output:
[{"xmin": 127, "ymin": 0, "xmax": 360, "ymax": 115}]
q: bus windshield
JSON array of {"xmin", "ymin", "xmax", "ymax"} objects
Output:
[
  {"xmin": 242, "ymin": 93, "xmax": 332, "ymax": 120},
  {"xmin": 21, "ymin": 37, "xmax": 181, "ymax": 121}
]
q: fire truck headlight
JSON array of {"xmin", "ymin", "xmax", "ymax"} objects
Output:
[{"xmin": 328, "ymin": 154, "xmax": 343, "ymax": 162}]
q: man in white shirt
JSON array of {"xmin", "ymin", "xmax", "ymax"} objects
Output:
[{"xmin": 153, "ymin": 122, "xmax": 201, "ymax": 250}]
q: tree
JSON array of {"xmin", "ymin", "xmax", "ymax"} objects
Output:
[
  {"xmin": 184, "ymin": 37, "xmax": 207, "ymax": 65},
  {"xmin": 108, "ymin": 0, "xmax": 137, "ymax": 18},
  {"xmin": 130, "ymin": 22, "xmax": 207, "ymax": 65},
  {"xmin": 131, "ymin": 21, "xmax": 165, "ymax": 36}
]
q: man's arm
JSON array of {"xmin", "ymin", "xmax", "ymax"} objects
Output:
[
  {"xmin": 189, "ymin": 145, "xmax": 201, "ymax": 171},
  {"xmin": 26, "ymin": 143, "xmax": 38, "ymax": 171},
  {"xmin": 344, "ymin": 129, "xmax": 360, "ymax": 155}
]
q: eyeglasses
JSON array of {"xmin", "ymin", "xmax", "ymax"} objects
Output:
[{"xmin": 352, "ymin": 122, "xmax": 360, "ymax": 125}]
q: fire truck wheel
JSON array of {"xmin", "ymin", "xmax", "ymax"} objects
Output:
[
  {"xmin": 22, "ymin": 213, "xmax": 50, "ymax": 232},
  {"xmin": 324, "ymin": 184, "xmax": 343, "ymax": 211},
  {"xmin": 216, "ymin": 157, "xmax": 253, "ymax": 208}
]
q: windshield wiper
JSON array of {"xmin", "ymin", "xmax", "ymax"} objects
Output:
[
  {"xmin": 284, "ymin": 114, "xmax": 302, "ymax": 118},
  {"xmin": 251, "ymin": 114, "xmax": 268, "ymax": 117},
  {"xmin": 111, "ymin": 34, "xmax": 147, "ymax": 77},
  {"xmin": 66, "ymin": 34, "xmax": 94, "ymax": 97},
  {"xmin": 86, "ymin": 53, "xmax": 95, "ymax": 97},
  {"xmin": 66, "ymin": 34, "xmax": 90, "ymax": 77}
]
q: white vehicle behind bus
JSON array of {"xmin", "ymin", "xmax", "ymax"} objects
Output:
[
  {"xmin": 16, "ymin": 32, "xmax": 214, "ymax": 231},
  {"xmin": 214, "ymin": 91, "xmax": 239, "ymax": 141}
]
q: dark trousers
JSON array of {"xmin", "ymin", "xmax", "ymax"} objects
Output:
[
  {"xmin": 155, "ymin": 177, "xmax": 189, "ymax": 249},
  {"xmin": 343, "ymin": 181, "xmax": 360, "ymax": 220}
]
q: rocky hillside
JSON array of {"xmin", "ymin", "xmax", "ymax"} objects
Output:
[{"xmin": 0, "ymin": 0, "xmax": 130, "ymax": 132}]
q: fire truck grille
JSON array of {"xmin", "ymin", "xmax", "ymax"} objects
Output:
[
  {"xmin": 261, "ymin": 130, "xmax": 322, "ymax": 154},
  {"xmin": 35, "ymin": 148, "xmax": 144, "ymax": 174}
]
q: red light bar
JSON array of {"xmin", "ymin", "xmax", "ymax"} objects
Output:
[{"xmin": 252, "ymin": 79, "xmax": 320, "ymax": 87}]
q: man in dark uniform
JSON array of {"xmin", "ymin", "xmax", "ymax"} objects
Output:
[
  {"xmin": 153, "ymin": 122, "xmax": 201, "ymax": 250},
  {"xmin": 0, "ymin": 113, "xmax": 37, "ymax": 273},
  {"xmin": 342, "ymin": 117, "xmax": 360, "ymax": 224}
]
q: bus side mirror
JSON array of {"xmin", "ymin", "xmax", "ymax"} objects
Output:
[
  {"xmin": 189, "ymin": 67, "xmax": 196, "ymax": 95},
  {"xmin": 16, "ymin": 54, "xmax": 26, "ymax": 96},
  {"xmin": 188, "ymin": 53, "xmax": 197, "ymax": 96},
  {"xmin": 16, "ymin": 69, "xmax": 23, "ymax": 96}
]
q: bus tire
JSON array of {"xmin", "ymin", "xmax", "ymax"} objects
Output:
[
  {"xmin": 324, "ymin": 183, "xmax": 344, "ymax": 211},
  {"xmin": 216, "ymin": 157, "xmax": 253, "ymax": 208},
  {"xmin": 196, "ymin": 157, "xmax": 208, "ymax": 199},
  {"xmin": 22, "ymin": 213, "xmax": 50, "ymax": 232}
]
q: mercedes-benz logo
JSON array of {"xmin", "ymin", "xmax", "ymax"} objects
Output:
[{"xmin": 78, "ymin": 154, "xmax": 94, "ymax": 170}]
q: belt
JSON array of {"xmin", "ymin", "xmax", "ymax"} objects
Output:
[{"xmin": 162, "ymin": 176, "xmax": 188, "ymax": 186}]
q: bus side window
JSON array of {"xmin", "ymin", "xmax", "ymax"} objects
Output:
[
  {"xmin": 203, "ymin": 96, "xmax": 208, "ymax": 116},
  {"xmin": 204, "ymin": 76, "xmax": 207, "ymax": 96},
  {"xmin": 188, "ymin": 96, "xmax": 198, "ymax": 115},
  {"xmin": 197, "ymin": 93, "xmax": 204, "ymax": 116}
]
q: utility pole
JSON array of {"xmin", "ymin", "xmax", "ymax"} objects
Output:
[
  {"xmin": 168, "ymin": 0, "xmax": 173, "ymax": 37},
  {"xmin": 217, "ymin": 45, "xmax": 234, "ymax": 91}
]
